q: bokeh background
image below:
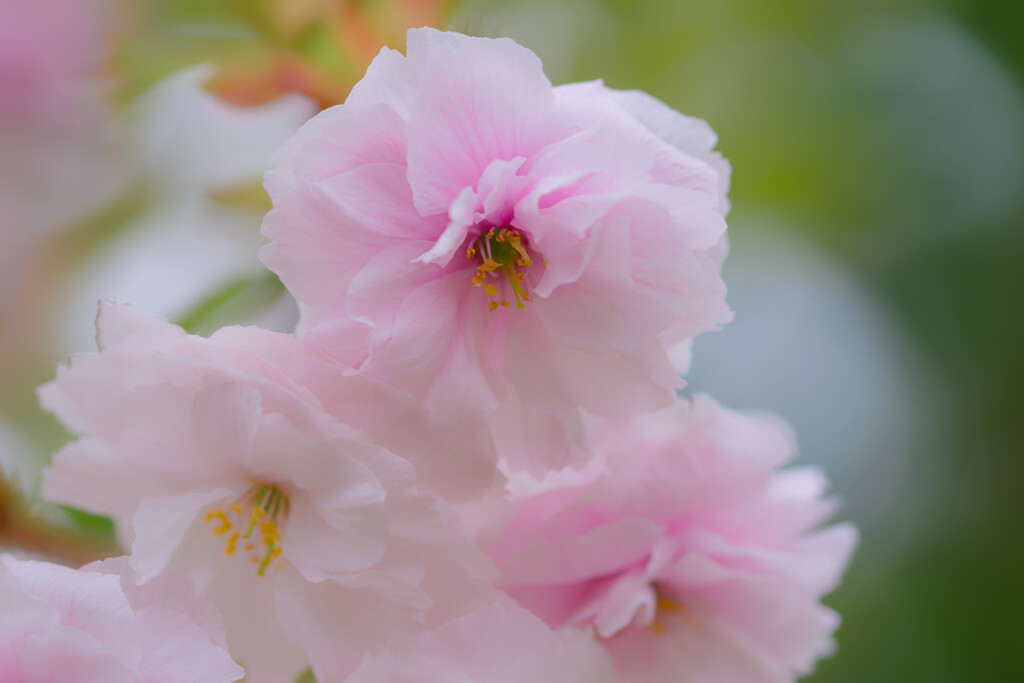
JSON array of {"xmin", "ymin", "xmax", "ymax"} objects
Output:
[{"xmin": 2, "ymin": 1, "xmax": 1021, "ymax": 681}]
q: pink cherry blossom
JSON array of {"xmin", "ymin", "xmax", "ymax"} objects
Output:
[
  {"xmin": 40, "ymin": 302, "xmax": 498, "ymax": 683},
  {"xmin": 0, "ymin": 554, "xmax": 243, "ymax": 682},
  {"xmin": 344, "ymin": 600, "xmax": 618, "ymax": 683},
  {"xmin": 261, "ymin": 27, "xmax": 732, "ymax": 474},
  {"xmin": 485, "ymin": 394, "xmax": 858, "ymax": 683}
]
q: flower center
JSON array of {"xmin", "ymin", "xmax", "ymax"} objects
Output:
[
  {"xmin": 465, "ymin": 227, "xmax": 535, "ymax": 311},
  {"xmin": 650, "ymin": 590, "xmax": 697, "ymax": 635},
  {"xmin": 203, "ymin": 483, "xmax": 290, "ymax": 577}
]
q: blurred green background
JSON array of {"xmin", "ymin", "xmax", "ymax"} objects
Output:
[{"xmin": 3, "ymin": 0, "xmax": 1022, "ymax": 680}]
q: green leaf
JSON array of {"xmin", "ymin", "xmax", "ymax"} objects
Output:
[{"xmin": 173, "ymin": 271, "xmax": 287, "ymax": 336}]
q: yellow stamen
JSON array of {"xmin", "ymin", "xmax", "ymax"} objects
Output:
[
  {"xmin": 204, "ymin": 484, "xmax": 291, "ymax": 577},
  {"xmin": 657, "ymin": 595, "xmax": 679, "ymax": 613},
  {"xmin": 647, "ymin": 591, "xmax": 699, "ymax": 633},
  {"xmin": 468, "ymin": 226, "xmax": 537, "ymax": 312},
  {"xmin": 213, "ymin": 509, "xmax": 231, "ymax": 535}
]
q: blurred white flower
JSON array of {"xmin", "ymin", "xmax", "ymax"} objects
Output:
[{"xmin": 60, "ymin": 66, "xmax": 317, "ymax": 354}]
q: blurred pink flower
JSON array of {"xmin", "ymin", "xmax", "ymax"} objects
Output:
[
  {"xmin": 344, "ymin": 600, "xmax": 618, "ymax": 683},
  {"xmin": 486, "ymin": 395, "xmax": 858, "ymax": 682},
  {"xmin": 0, "ymin": 554, "xmax": 243, "ymax": 682},
  {"xmin": 262, "ymin": 27, "xmax": 732, "ymax": 474},
  {"xmin": 0, "ymin": 0, "xmax": 107, "ymax": 114},
  {"xmin": 40, "ymin": 303, "xmax": 496, "ymax": 682},
  {"xmin": 0, "ymin": 0, "xmax": 120, "ymax": 312}
]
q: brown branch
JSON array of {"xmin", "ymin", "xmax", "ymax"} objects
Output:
[{"xmin": 0, "ymin": 480, "xmax": 118, "ymax": 567}]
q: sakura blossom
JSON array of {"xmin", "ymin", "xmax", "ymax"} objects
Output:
[
  {"xmin": 485, "ymin": 394, "xmax": 858, "ymax": 683},
  {"xmin": 261, "ymin": 27, "xmax": 732, "ymax": 474},
  {"xmin": 344, "ymin": 601, "xmax": 619, "ymax": 683},
  {"xmin": 40, "ymin": 302, "xmax": 498, "ymax": 683},
  {"xmin": 0, "ymin": 554, "xmax": 243, "ymax": 682}
]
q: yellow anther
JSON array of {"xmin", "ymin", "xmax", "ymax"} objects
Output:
[
  {"xmin": 501, "ymin": 301, "xmax": 510, "ymax": 308},
  {"xmin": 213, "ymin": 509, "xmax": 232, "ymax": 535},
  {"xmin": 489, "ymin": 301, "xmax": 498, "ymax": 312},
  {"xmin": 469, "ymin": 226, "xmax": 537, "ymax": 311},
  {"xmin": 657, "ymin": 595, "xmax": 679, "ymax": 613},
  {"xmin": 466, "ymin": 247, "xmax": 476, "ymax": 258},
  {"xmin": 651, "ymin": 619, "xmax": 665, "ymax": 635},
  {"xmin": 204, "ymin": 484, "xmax": 290, "ymax": 577}
]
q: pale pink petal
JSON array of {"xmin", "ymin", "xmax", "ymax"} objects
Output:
[
  {"xmin": 130, "ymin": 488, "xmax": 237, "ymax": 584},
  {"xmin": 16, "ymin": 628, "xmax": 137, "ymax": 683},
  {"xmin": 344, "ymin": 601, "xmax": 619, "ymax": 683},
  {"xmin": 3, "ymin": 559, "xmax": 139, "ymax": 664},
  {"xmin": 405, "ymin": 32, "xmax": 553, "ymax": 216},
  {"xmin": 486, "ymin": 395, "xmax": 856, "ymax": 681}
]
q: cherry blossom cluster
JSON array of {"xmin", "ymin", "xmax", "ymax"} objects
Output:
[{"xmin": 6, "ymin": 27, "xmax": 856, "ymax": 683}]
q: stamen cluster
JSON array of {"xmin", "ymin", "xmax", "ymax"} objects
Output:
[
  {"xmin": 204, "ymin": 483, "xmax": 290, "ymax": 577},
  {"xmin": 467, "ymin": 227, "xmax": 535, "ymax": 311}
]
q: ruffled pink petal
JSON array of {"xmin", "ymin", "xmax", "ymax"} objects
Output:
[
  {"xmin": 405, "ymin": 31, "xmax": 554, "ymax": 216},
  {"xmin": 283, "ymin": 493, "xmax": 387, "ymax": 582},
  {"xmin": 3, "ymin": 559, "xmax": 140, "ymax": 666},
  {"xmin": 130, "ymin": 488, "xmax": 237, "ymax": 584},
  {"xmin": 266, "ymin": 103, "xmax": 408, "ymax": 198},
  {"xmin": 15, "ymin": 627, "xmax": 137, "ymax": 683},
  {"xmin": 84, "ymin": 556, "xmax": 231, "ymax": 652},
  {"xmin": 360, "ymin": 274, "xmax": 496, "ymax": 422}
]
